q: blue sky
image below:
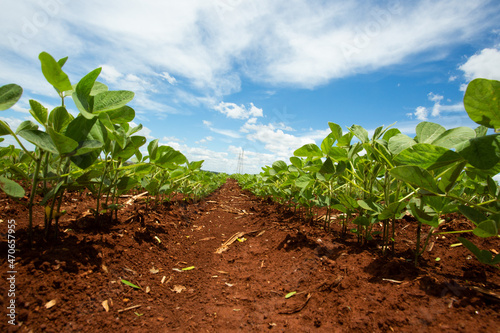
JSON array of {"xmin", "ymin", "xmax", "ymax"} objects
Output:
[{"xmin": 1, "ymin": 0, "xmax": 500, "ymax": 174}]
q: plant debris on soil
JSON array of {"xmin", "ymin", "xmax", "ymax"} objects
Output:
[{"xmin": 1, "ymin": 179, "xmax": 499, "ymax": 332}]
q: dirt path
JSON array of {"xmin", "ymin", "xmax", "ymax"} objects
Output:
[{"xmin": 1, "ymin": 179, "xmax": 499, "ymax": 332}]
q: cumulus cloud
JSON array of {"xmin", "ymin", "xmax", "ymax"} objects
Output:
[
  {"xmin": 412, "ymin": 92, "xmax": 465, "ymax": 120},
  {"xmin": 213, "ymin": 102, "xmax": 263, "ymax": 120},
  {"xmin": 241, "ymin": 120, "xmax": 321, "ymax": 160},
  {"xmin": 414, "ymin": 106, "xmax": 428, "ymax": 121},
  {"xmin": 459, "ymin": 48, "xmax": 500, "ymax": 81}
]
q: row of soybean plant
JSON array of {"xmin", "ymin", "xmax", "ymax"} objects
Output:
[
  {"xmin": 0, "ymin": 52, "xmax": 227, "ymax": 244},
  {"xmin": 234, "ymin": 78, "xmax": 500, "ymax": 268}
]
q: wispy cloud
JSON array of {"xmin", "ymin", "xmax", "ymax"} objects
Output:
[
  {"xmin": 2, "ymin": 0, "xmax": 497, "ymax": 95},
  {"xmin": 203, "ymin": 120, "xmax": 241, "ymax": 139}
]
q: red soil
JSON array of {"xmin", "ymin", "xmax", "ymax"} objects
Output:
[{"xmin": 0, "ymin": 179, "xmax": 499, "ymax": 332}]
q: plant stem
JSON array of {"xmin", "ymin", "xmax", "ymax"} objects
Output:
[{"xmin": 28, "ymin": 150, "xmax": 43, "ymax": 246}]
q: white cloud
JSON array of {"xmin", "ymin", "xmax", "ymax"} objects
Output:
[
  {"xmin": 100, "ymin": 64, "xmax": 122, "ymax": 83},
  {"xmin": 196, "ymin": 136, "xmax": 213, "ymax": 144},
  {"xmin": 2, "ymin": 0, "xmax": 496, "ymax": 95},
  {"xmin": 203, "ymin": 120, "xmax": 241, "ymax": 138},
  {"xmin": 160, "ymin": 72, "xmax": 177, "ymax": 85},
  {"xmin": 0, "ymin": 116, "xmax": 25, "ymax": 132},
  {"xmin": 459, "ymin": 48, "xmax": 500, "ymax": 81},
  {"xmin": 414, "ymin": 91, "xmax": 465, "ymax": 120},
  {"xmin": 160, "ymin": 139, "xmax": 235, "ymax": 172},
  {"xmin": 228, "ymin": 145, "xmax": 277, "ymax": 174},
  {"xmin": 213, "ymin": 102, "xmax": 263, "ymax": 120},
  {"xmin": 11, "ymin": 103, "xmax": 30, "ymax": 114},
  {"xmin": 414, "ymin": 106, "xmax": 428, "ymax": 121},
  {"xmin": 240, "ymin": 121, "xmax": 321, "ymax": 160},
  {"xmin": 162, "ymin": 136, "xmax": 182, "ymax": 142}
]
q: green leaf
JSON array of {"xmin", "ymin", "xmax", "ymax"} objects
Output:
[
  {"xmin": 0, "ymin": 84, "xmax": 23, "ymax": 111},
  {"xmin": 410, "ymin": 202, "xmax": 439, "ymax": 228},
  {"xmin": 328, "ymin": 122, "xmax": 343, "ymax": 141},
  {"xmin": 127, "ymin": 123, "xmax": 143, "ymax": 136},
  {"xmin": 73, "ymin": 68, "xmax": 102, "ymax": 117},
  {"xmin": 285, "ymin": 291, "xmax": 297, "ymax": 299},
  {"xmin": 188, "ymin": 160, "xmax": 204, "ymax": 171},
  {"xmin": 294, "ymin": 143, "xmax": 323, "ymax": 158},
  {"xmin": 29, "ymin": 99, "xmax": 48, "ymax": 126},
  {"xmin": 338, "ymin": 193, "xmax": 359, "ymax": 210},
  {"xmin": 121, "ymin": 279, "xmax": 140, "ymax": 289},
  {"xmin": 349, "ymin": 124, "xmax": 369, "ymax": 143},
  {"xmin": 352, "ymin": 215, "xmax": 370, "ymax": 226},
  {"xmin": 117, "ymin": 176, "xmax": 139, "ymax": 192},
  {"xmin": 438, "ymin": 161, "xmax": 466, "ymax": 193},
  {"xmin": 73, "ymin": 140, "xmax": 103, "ymax": 156},
  {"xmin": 463, "ymin": 78, "xmax": 500, "ymax": 129},
  {"xmin": 15, "ymin": 120, "xmax": 38, "ymax": 134},
  {"xmin": 415, "ymin": 122, "xmax": 446, "ymax": 144},
  {"xmin": 337, "ymin": 132, "xmax": 354, "ymax": 147},
  {"xmin": 0, "ymin": 176, "xmax": 25, "ymax": 198},
  {"xmin": 475, "ymin": 125, "xmax": 488, "ymax": 137},
  {"xmin": 57, "ymin": 56, "xmax": 68, "ymax": 68},
  {"xmin": 394, "ymin": 143, "xmax": 462, "ymax": 170},
  {"xmin": 182, "ymin": 266, "xmax": 195, "ymax": 271},
  {"xmin": 156, "ymin": 146, "xmax": 188, "ymax": 166},
  {"xmin": 148, "ymin": 139, "xmax": 159, "ymax": 162},
  {"xmin": 473, "ymin": 219, "xmax": 499, "ymax": 238},
  {"xmin": 272, "ymin": 160, "xmax": 288, "ymax": 173},
  {"xmin": 295, "ymin": 174, "xmax": 313, "ymax": 189},
  {"xmin": 319, "ymin": 157, "xmax": 335, "ymax": 174},
  {"xmin": 327, "ymin": 147, "xmax": 348, "ymax": 162},
  {"xmin": 431, "ymin": 127, "xmax": 476, "ymax": 149},
  {"xmin": 17, "ymin": 129, "xmax": 57, "ymax": 153},
  {"xmin": 115, "ymin": 136, "xmax": 147, "ymax": 160},
  {"xmin": 47, "ymin": 127, "xmax": 79, "ymax": 155},
  {"xmin": 390, "ymin": 165, "xmax": 442, "ymax": 194},
  {"xmin": 458, "ymin": 237, "xmax": 500, "ymax": 266},
  {"xmin": 0, "ymin": 120, "xmax": 13, "ymax": 136},
  {"xmin": 48, "ymin": 106, "xmax": 72, "ymax": 133},
  {"xmin": 66, "ymin": 116, "xmax": 105, "ymax": 169},
  {"xmin": 458, "ymin": 205, "xmax": 488, "ymax": 226},
  {"xmin": 379, "ymin": 201, "xmax": 407, "ymax": 220},
  {"xmin": 456, "ymin": 134, "xmax": 500, "ymax": 170},
  {"xmin": 320, "ymin": 134, "xmax": 335, "ymax": 155},
  {"xmin": 388, "ymin": 133, "xmax": 416, "ymax": 155},
  {"xmin": 382, "ymin": 128, "xmax": 401, "ymax": 142},
  {"xmin": 39, "ymin": 52, "xmax": 72, "ymax": 92},
  {"xmin": 93, "ymin": 90, "xmax": 135, "ymax": 113},
  {"xmin": 289, "ymin": 156, "xmax": 303, "ymax": 169},
  {"xmin": 107, "ymin": 106, "xmax": 135, "ymax": 124},
  {"xmin": 357, "ymin": 199, "xmax": 383, "ymax": 214},
  {"xmin": 90, "ymin": 81, "xmax": 108, "ymax": 95}
]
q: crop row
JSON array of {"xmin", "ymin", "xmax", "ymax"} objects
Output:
[
  {"xmin": 0, "ymin": 52, "xmax": 227, "ymax": 244},
  {"xmin": 233, "ymin": 78, "xmax": 500, "ymax": 268}
]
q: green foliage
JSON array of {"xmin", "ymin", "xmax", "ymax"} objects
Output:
[
  {"xmin": 0, "ymin": 52, "xmax": 226, "ymax": 245},
  {"xmin": 235, "ymin": 78, "xmax": 500, "ymax": 268}
]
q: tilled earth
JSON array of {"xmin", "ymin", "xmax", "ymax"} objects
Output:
[{"xmin": 0, "ymin": 179, "xmax": 499, "ymax": 332}]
